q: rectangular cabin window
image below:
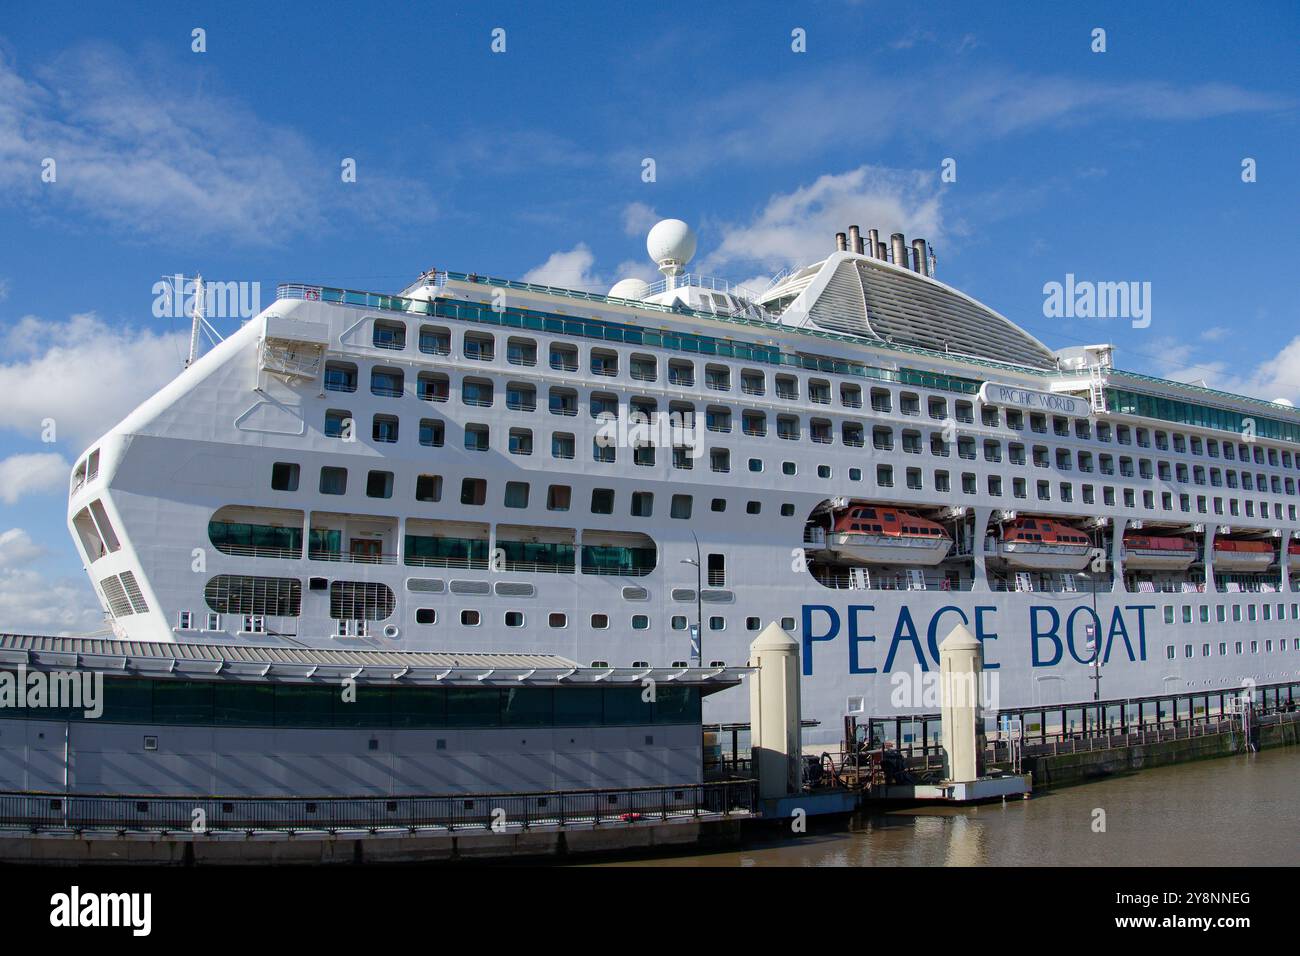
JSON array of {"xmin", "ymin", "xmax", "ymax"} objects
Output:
[{"xmin": 271, "ymin": 462, "xmax": 300, "ymax": 491}]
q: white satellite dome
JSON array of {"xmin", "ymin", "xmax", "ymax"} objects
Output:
[
  {"xmin": 646, "ymin": 219, "xmax": 697, "ymax": 269},
  {"xmin": 608, "ymin": 277, "xmax": 651, "ymax": 300},
  {"xmin": 1273, "ymin": 397, "xmax": 1295, "ymax": 408}
]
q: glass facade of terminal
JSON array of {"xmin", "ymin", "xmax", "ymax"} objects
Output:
[{"xmin": 0, "ymin": 676, "xmax": 702, "ymax": 729}]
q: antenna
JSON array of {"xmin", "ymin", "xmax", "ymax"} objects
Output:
[
  {"xmin": 187, "ymin": 273, "xmax": 204, "ymax": 368},
  {"xmin": 161, "ymin": 273, "xmax": 226, "ymax": 369}
]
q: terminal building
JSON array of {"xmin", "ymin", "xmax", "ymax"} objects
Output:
[{"xmin": 0, "ymin": 634, "xmax": 748, "ymax": 797}]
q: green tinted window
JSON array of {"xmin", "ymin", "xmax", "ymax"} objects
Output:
[
  {"xmin": 501, "ymin": 688, "xmax": 554, "ymax": 727},
  {"xmin": 152, "ymin": 680, "xmax": 214, "ymax": 724},
  {"xmin": 274, "ymin": 684, "xmax": 335, "ymax": 727},
  {"xmin": 334, "ymin": 686, "xmax": 392, "ymax": 728},
  {"xmin": 213, "ymin": 682, "xmax": 275, "ymax": 726},
  {"xmin": 391, "ymin": 688, "xmax": 446, "ymax": 728},
  {"xmin": 446, "ymin": 688, "xmax": 502, "ymax": 727},
  {"xmin": 553, "ymin": 688, "xmax": 604, "ymax": 726},
  {"xmin": 653, "ymin": 687, "xmax": 701, "ymax": 724},
  {"xmin": 603, "ymin": 687, "xmax": 653, "ymax": 725}
]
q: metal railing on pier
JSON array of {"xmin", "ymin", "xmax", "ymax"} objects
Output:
[{"xmin": 0, "ymin": 780, "xmax": 758, "ymax": 835}]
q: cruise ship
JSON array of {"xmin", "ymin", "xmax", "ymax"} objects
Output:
[{"xmin": 66, "ymin": 219, "xmax": 1300, "ymax": 745}]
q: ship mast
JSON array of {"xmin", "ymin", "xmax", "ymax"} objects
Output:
[{"xmin": 186, "ymin": 273, "xmax": 204, "ymax": 368}]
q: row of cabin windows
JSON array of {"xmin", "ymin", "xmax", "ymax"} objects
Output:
[
  {"xmin": 271, "ymin": 461, "xmax": 797, "ymax": 519},
  {"xmin": 413, "ymin": 609, "xmax": 797, "ymax": 635},
  {"xmin": 312, "ymin": 407, "xmax": 1300, "ymax": 520},
  {"xmin": 321, "ymin": 361, "xmax": 1300, "ymax": 492},
  {"xmin": 1165, "ymin": 638, "xmax": 1300, "ymax": 660},
  {"xmin": 360, "ymin": 323, "xmax": 1300, "ymax": 467},
  {"xmin": 1162, "ymin": 603, "xmax": 1300, "ymax": 625},
  {"xmin": 298, "ymin": 406, "xmax": 1300, "ymax": 520}
]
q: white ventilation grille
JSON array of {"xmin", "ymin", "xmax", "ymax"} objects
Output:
[
  {"xmin": 205, "ymin": 575, "xmax": 302, "ymax": 617},
  {"xmin": 449, "ymin": 580, "xmax": 491, "ymax": 595},
  {"xmin": 405, "ymin": 577, "xmax": 445, "ymax": 593},
  {"xmin": 119, "ymin": 571, "xmax": 149, "ymax": 614},
  {"xmin": 328, "ymin": 581, "xmax": 395, "ymax": 621},
  {"xmin": 100, "ymin": 576, "xmax": 133, "ymax": 617},
  {"xmin": 494, "ymin": 582, "xmax": 536, "ymax": 597}
]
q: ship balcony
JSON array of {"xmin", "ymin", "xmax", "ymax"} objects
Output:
[{"xmin": 308, "ymin": 548, "xmax": 399, "ymax": 565}]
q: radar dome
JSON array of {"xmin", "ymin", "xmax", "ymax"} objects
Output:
[
  {"xmin": 1273, "ymin": 397, "xmax": 1295, "ymax": 408},
  {"xmin": 608, "ymin": 278, "xmax": 651, "ymax": 300},
  {"xmin": 646, "ymin": 219, "xmax": 697, "ymax": 268}
]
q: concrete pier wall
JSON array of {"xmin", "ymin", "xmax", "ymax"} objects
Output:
[{"xmin": 1022, "ymin": 715, "xmax": 1299, "ymax": 790}]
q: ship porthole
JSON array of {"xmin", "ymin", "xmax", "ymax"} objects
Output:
[{"xmin": 383, "ymin": 624, "xmax": 400, "ymax": 639}]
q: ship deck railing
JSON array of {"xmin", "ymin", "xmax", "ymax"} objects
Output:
[{"xmin": 0, "ymin": 779, "xmax": 758, "ymax": 835}]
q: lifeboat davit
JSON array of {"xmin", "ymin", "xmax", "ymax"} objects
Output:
[
  {"xmin": 1122, "ymin": 533, "xmax": 1197, "ymax": 570},
  {"xmin": 825, "ymin": 505, "xmax": 951, "ymax": 566},
  {"xmin": 1212, "ymin": 539, "xmax": 1274, "ymax": 572},
  {"xmin": 999, "ymin": 517, "xmax": 1091, "ymax": 571}
]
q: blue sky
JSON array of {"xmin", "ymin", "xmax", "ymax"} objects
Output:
[{"xmin": 0, "ymin": 0, "xmax": 1296, "ymax": 632}]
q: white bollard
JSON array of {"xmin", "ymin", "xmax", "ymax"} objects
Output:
[
  {"xmin": 939, "ymin": 623, "xmax": 986, "ymax": 783},
  {"xmin": 749, "ymin": 621, "xmax": 802, "ymax": 799}
]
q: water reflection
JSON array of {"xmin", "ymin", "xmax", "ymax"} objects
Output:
[{"xmin": 593, "ymin": 748, "xmax": 1300, "ymax": 867}]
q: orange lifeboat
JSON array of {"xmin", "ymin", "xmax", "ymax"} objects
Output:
[
  {"xmin": 825, "ymin": 505, "xmax": 952, "ymax": 566},
  {"xmin": 999, "ymin": 517, "xmax": 1092, "ymax": 571},
  {"xmin": 1212, "ymin": 538, "xmax": 1274, "ymax": 572},
  {"xmin": 1122, "ymin": 533, "xmax": 1197, "ymax": 571}
]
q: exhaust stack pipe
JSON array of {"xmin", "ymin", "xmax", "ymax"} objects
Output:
[
  {"xmin": 890, "ymin": 233, "xmax": 908, "ymax": 269},
  {"xmin": 835, "ymin": 232, "xmax": 848, "ymax": 252},
  {"xmin": 876, "ymin": 240, "xmax": 888, "ymax": 260},
  {"xmin": 912, "ymin": 239, "xmax": 928, "ymax": 276},
  {"xmin": 866, "ymin": 229, "xmax": 879, "ymax": 259},
  {"xmin": 848, "ymin": 225, "xmax": 863, "ymax": 255}
]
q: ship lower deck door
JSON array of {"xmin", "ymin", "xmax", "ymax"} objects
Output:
[{"xmin": 350, "ymin": 538, "xmax": 382, "ymax": 563}]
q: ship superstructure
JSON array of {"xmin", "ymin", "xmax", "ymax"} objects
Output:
[{"xmin": 66, "ymin": 219, "xmax": 1300, "ymax": 743}]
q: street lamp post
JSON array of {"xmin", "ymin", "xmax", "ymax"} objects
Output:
[{"xmin": 680, "ymin": 531, "xmax": 703, "ymax": 666}]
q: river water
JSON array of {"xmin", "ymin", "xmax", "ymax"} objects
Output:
[{"xmin": 595, "ymin": 747, "xmax": 1299, "ymax": 866}]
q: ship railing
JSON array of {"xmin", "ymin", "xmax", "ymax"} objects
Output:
[
  {"xmin": 307, "ymin": 550, "xmax": 399, "ymax": 566},
  {"xmin": 639, "ymin": 274, "xmax": 762, "ymax": 299},
  {"xmin": 815, "ymin": 571, "xmax": 971, "ymax": 592},
  {"xmin": 402, "ymin": 556, "xmax": 491, "ymax": 570},
  {"xmin": 0, "ymin": 779, "xmax": 759, "ymax": 834},
  {"xmin": 213, "ymin": 544, "xmax": 304, "ymax": 560}
]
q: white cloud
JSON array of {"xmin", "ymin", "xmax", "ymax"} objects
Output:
[
  {"xmin": 1140, "ymin": 333, "xmax": 1300, "ymax": 407},
  {"xmin": 522, "ymin": 244, "xmax": 602, "ymax": 292},
  {"xmin": 621, "ymin": 202, "xmax": 660, "ymax": 237},
  {"xmin": 0, "ymin": 452, "xmax": 70, "ymax": 504},
  {"xmin": 0, "ymin": 528, "xmax": 101, "ymax": 636},
  {"xmin": 0, "ymin": 528, "xmax": 44, "ymax": 567},
  {"xmin": 700, "ymin": 165, "xmax": 944, "ymax": 276},
  {"xmin": 639, "ymin": 67, "xmax": 1293, "ymax": 173},
  {"xmin": 0, "ymin": 45, "xmax": 431, "ymax": 245},
  {"xmin": 1221, "ymin": 335, "xmax": 1300, "ymax": 406},
  {"xmin": 0, "ymin": 312, "xmax": 187, "ymax": 450}
]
